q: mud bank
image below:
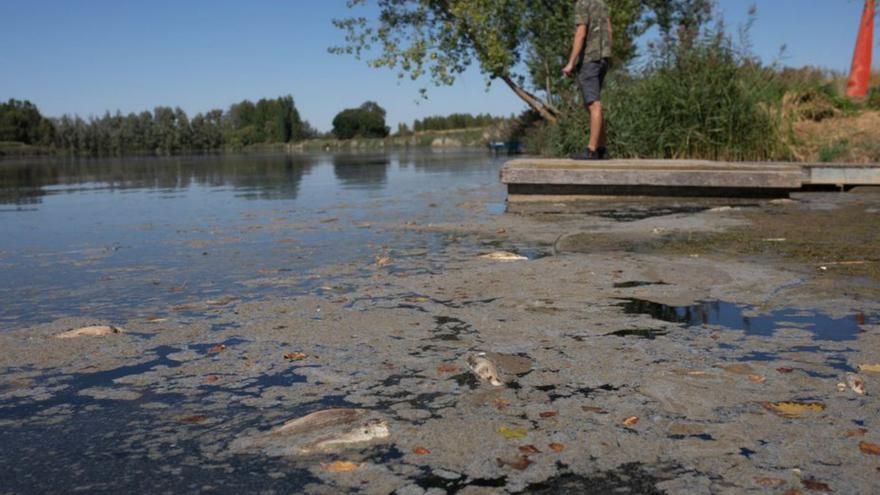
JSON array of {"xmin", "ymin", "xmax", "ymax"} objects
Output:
[{"xmin": 2, "ymin": 188, "xmax": 880, "ymax": 494}]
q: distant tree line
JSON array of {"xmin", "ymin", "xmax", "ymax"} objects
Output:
[
  {"xmin": 1, "ymin": 96, "xmax": 318, "ymax": 156},
  {"xmin": 331, "ymin": 101, "xmax": 390, "ymax": 140},
  {"xmin": 411, "ymin": 113, "xmax": 504, "ymax": 132}
]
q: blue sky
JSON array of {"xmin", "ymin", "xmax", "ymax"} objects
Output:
[{"xmin": 0, "ymin": 0, "xmax": 876, "ymax": 131}]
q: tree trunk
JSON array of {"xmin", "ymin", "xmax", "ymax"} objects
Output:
[{"xmin": 500, "ymin": 75, "xmax": 559, "ymax": 124}]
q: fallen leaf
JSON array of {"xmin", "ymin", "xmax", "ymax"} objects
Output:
[
  {"xmin": 177, "ymin": 415, "xmax": 207, "ymax": 424},
  {"xmin": 437, "ymin": 364, "xmax": 458, "ymax": 374},
  {"xmin": 409, "ymin": 297, "xmax": 431, "ymax": 303},
  {"xmin": 208, "ymin": 344, "xmax": 226, "ymax": 354},
  {"xmin": 284, "ymin": 352, "xmax": 307, "ymax": 361},
  {"xmin": 749, "ymin": 374, "xmax": 767, "ymax": 384},
  {"xmin": 801, "ymin": 479, "xmax": 833, "ymax": 492},
  {"xmin": 493, "ymin": 399, "xmax": 510, "ymax": 410},
  {"xmin": 498, "ymin": 426, "xmax": 529, "ymax": 439},
  {"xmin": 518, "ymin": 445, "xmax": 541, "ymax": 454},
  {"xmin": 539, "ymin": 411, "xmax": 557, "ymax": 419},
  {"xmin": 548, "ymin": 443, "xmax": 565, "ymax": 453},
  {"xmin": 859, "ymin": 442, "xmax": 880, "ymax": 456},
  {"xmin": 754, "ymin": 477, "xmax": 786, "ymax": 488},
  {"xmin": 859, "ymin": 364, "xmax": 880, "ymax": 373},
  {"xmin": 844, "ymin": 428, "xmax": 868, "ymax": 438},
  {"xmin": 622, "ymin": 416, "xmax": 640, "ymax": 427},
  {"xmin": 203, "ymin": 375, "xmax": 221, "ymax": 383},
  {"xmin": 582, "ymin": 406, "xmax": 609, "ymax": 414},
  {"xmin": 761, "ymin": 402, "xmax": 826, "ymax": 419},
  {"xmin": 722, "ymin": 363, "xmax": 754, "ymax": 375},
  {"xmin": 147, "ymin": 317, "xmax": 167, "ymax": 323},
  {"xmin": 496, "ymin": 456, "xmax": 532, "ymax": 471},
  {"xmin": 777, "ymin": 367, "xmax": 795, "ymax": 374},
  {"xmin": 687, "ymin": 370, "xmax": 709, "ymax": 377},
  {"xmin": 782, "ymin": 490, "xmax": 804, "ymax": 495},
  {"xmin": 412, "ymin": 446, "xmax": 431, "ymax": 455},
  {"xmin": 375, "ymin": 257, "xmax": 392, "ymax": 267},
  {"xmin": 322, "ymin": 461, "xmax": 361, "ymax": 473}
]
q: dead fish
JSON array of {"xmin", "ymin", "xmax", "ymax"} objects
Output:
[
  {"xmin": 269, "ymin": 408, "xmax": 368, "ymax": 437},
  {"xmin": 480, "ymin": 251, "xmax": 527, "ymax": 262},
  {"xmin": 846, "ymin": 373, "xmax": 867, "ymax": 395},
  {"xmin": 298, "ymin": 419, "xmax": 390, "ymax": 454},
  {"xmin": 467, "ymin": 353, "xmax": 504, "ymax": 386},
  {"xmin": 55, "ymin": 325, "xmax": 123, "ymax": 339}
]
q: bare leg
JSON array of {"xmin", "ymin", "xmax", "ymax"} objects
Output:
[{"xmin": 587, "ymin": 100, "xmax": 604, "ymax": 151}]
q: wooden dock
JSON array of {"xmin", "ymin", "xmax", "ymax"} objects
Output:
[{"xmin": 501, "ymin": 159, "xmax": 880, "ymax": 200}]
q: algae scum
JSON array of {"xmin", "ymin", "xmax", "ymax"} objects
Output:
[{"xmin": 2, "ymin": 152, "xmax": 880, "ymax": 494}]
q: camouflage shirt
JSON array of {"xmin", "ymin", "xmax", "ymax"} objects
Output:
[{"xmin": 574, "ymin": 0, "xmax": 612, "ymax": 62}]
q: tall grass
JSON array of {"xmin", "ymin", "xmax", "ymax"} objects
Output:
[{"xmin": 530, "ymin": 25, "xmax": 793, "ymax": 160}]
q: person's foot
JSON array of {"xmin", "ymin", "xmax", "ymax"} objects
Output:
[
  {"xmin": 569, "ymin": 149, "xmax": 603, "ymax": 160},
  {"xmin": 596, "ymin": 147, "xmax": 610, "ymax": 160}
]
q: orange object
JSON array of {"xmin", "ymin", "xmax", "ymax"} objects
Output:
[{"xmin": 846, "ymin": 0, "xmax": 875, "ymax": 98}]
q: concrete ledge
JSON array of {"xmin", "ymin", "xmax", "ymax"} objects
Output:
[{"xmin": 502, "ymin": 159, "xmax": 880, "ymax": 198}]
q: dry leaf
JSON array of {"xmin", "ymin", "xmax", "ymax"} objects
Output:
[
  {"xmin": 762, "ymin": 401, "xmax": 826, "ymax": 419},
  {"xmin": 498, "ymin": 427, "xmax": 529, "ymax": 439},
  {"xmin": 582, "ymin": 406, "xmax": 609, "ymax": 414},
  {"xmin": 203, "ymin": 375, "xmax": 221, "ymax": 383},
  {"xmin": 859, "ymin": 441, "xmax": 880, "ymax": 455},
  {"xmin": 208, "ymin": 344, "xmax": 227, "ymax": 354},
  {"xmin": 539, "ymin": 411, "xmax": 557, "ymax": 418},
  {"xmin": 375, "ymin": 257, "xmax": 392, "ymax": 267},
  {"xmin": 846, "ymin": 374, "xmax": 866, "ymax": 395},
  {"xmin": 177, "ymin": 415, "xmax": 207, "ymax": 424},
  {"xmin": 284, "ymin": 352, "xmax": 307, "ymax": 361},
  {"xmin": 496, "ymin": 456, "xmax": 532, "ymax": 471},
  {"xmin": 518, "ymin": 445, "xmax": 541, "ymax": 454},
  {"xmin": 622, "ymin": 416, "xmax": 640, "ymax": 427},
  {"xmin": 858, "ymin": 364, "xmax": 880, "ymax": 373},
  {"xmin": 777, "ymin": 367, "xmax": 795, "ymax": 374},
  {"xmin": 782, "ymin": 490, "xmax": 804, "ymax": 495},
  {"xmin": 749, "ymin": 374, "xmax": 767, "ymax": 384},
  {"xmin": 322, "ymin": 461, "xmax": 361, "ymax": 473},
  {"xmin": 548, "ymin": 443, "xmax": 565, "ymax": 453},
  {"xmin": 801, "ymin": 479, "xmax": 832, "ymax": 492},
  {"xmin": 437, "ymin": 364, "xmax": 458, "ymax": 374},
  {"xmin": 843, "ymin": 428, "xmax": 868, "ymax": 438},
  {"xmin": 722, "ymin": 363, "xmax": 754, "ymax": 375},
  {"xmin": 754, "ymin": 477, "xmax": 786, "ymax": 488},
  {"xmin": 493, "ymin": 399, "xmax": 510, "ymax": 410},
  {"xmin": 412, "ymin": 446, "xmax": 431, "ymax": 455}
]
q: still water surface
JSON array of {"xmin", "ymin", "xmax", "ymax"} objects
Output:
[{"xmin": 0, "ymin": 151, "xmax": 507, "ymax": 328}]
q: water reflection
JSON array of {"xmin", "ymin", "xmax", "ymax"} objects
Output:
[
  {"xmin": 332, "ymin": 154, "xmax": 390, "ymax": 190},
  {"xmin": 0, "ymin": 154, "xmax": 321, "ymax": 205}
]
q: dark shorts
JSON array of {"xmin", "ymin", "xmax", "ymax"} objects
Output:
[{"xmin": 577, "ymin": 58, "xmax": 609, "ymax": 105}]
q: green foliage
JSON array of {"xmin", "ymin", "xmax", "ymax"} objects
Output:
[
  {"xmin": 332, "ymin": 101, "xmax": 390, "ymax": 139},
  {"xmin": 332, "ymin": 0, "xmax": 712, "ymax": 120},
  {"xmin": 868, "ymin": 86, "xmax": 880, "ymax": 110},
  {"xmin": 818, "ymin": 140, "xmax": 850, "ymax": 163},
  {"xmin": 0, "ymin": 99, "xmax": 55, "ymax": 146},
  {"xmin": 1, "ymin": 96, "xmax": 313, "ymax": 156},
  {"xmin": 413, "ymin": 113, "xmax": 502, "ymax": 132},
  {"xmin": 531, "ymin": 20, "xmax": 789, "ymax": 161}
]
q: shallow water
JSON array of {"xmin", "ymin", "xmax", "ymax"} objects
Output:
[
  {"xmin": 0, "ymin": 151, "xmax": 507, "ymax": 328},
  {"xmin": 618, "ymin": 298, "xmax": 873, "ymax": 341}
]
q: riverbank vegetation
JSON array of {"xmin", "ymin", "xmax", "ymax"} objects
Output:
[
  {"xmin": 0, "ymin": 96, "xmax": 318, "ymax": 156},
  {"xmin": 0, "ymin": 96, "xmax": 512, "ymax": 157},
  {"xmin": 335, "ymin": 1, "xmax": 880, "ymax": 162}
]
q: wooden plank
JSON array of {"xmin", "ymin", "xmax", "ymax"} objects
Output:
[
  {"xmin": 803, "ymin": 164, "xmax": 880, "ymax": 185},
  {"xmin": 502, "ymin": 163, "xmax": 803, "ymax": 189}
]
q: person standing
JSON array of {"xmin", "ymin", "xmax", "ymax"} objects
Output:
[{"xmin": 563, "ymin": 0, "xmax": 613, "ymax": 160}]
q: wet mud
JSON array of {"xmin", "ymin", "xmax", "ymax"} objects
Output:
[{"xmin": 2, "ymin": 155, "xmax": 880, "ymax": 494}]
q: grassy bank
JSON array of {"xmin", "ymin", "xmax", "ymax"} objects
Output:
[{"xmin": 0, "ymin": 128, "xmax": 501, "ymax": 159}]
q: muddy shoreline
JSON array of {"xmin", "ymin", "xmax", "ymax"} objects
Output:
[{"xmin": 2, "ymin": 184, "xmax": 880, "ymax": 494}]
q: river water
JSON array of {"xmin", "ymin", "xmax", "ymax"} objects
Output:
[{"xmin": 0, "ymin": 151, "xmax": 509, "ymax": 329}]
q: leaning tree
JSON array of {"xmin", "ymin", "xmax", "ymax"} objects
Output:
[{"xmin": 330, "ymin": 0, "xmax": 712, "ymax": 123}]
